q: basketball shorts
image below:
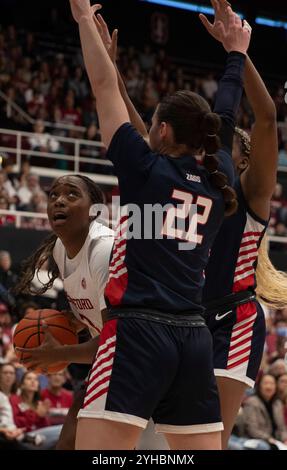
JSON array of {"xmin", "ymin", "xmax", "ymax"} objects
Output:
[
  {"xmin": 77, "ymin": 314, "xmax": 223, "ymax": 434},
  {"xmin": 205, "ymin": 300, "xmax": 266, "ymax": 387}
]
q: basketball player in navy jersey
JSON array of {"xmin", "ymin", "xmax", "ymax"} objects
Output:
[
  {"xmin": 16, "ymin": 174, "xmax": 114, "ymax": 449},
  {"xmin": 69, "ymin": 0, "xmax": 251, "ymax": 450},
  {"xmin": 200, "ymin": 0, "xmax": 283, "ymax": 449}
]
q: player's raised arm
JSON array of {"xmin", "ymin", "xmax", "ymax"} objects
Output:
[
  {"xmin": 93, "ymin": 11, "xmax": 149, "ymax": 141},
  {"xmin": 240, "ymin": 56, "xmax": 278, "ymax": 209},
  {"xmin": 200, "ymin": 0, "xmax": 277, "ymax": 216},
  {"xmin": 69, "ymin": 0, "xmax": 129, "ymax": 148},
  {"xmin": 200, "ymin": 2, "xmax": 250, "ymax": 154}
]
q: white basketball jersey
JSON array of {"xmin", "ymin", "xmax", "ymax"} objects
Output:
[{"xmin": 53, "ymin": 221, "xmax": 114, "ymax": 337}]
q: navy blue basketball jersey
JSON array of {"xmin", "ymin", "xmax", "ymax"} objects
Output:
[
  {"xmin": 104, "ymin": 123, "xmax": 234, "ymax": 314},
  {"xmin": 203, "ymin": 178, "xmax": 268, "ymax": 304}
]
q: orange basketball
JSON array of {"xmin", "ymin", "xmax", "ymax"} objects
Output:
[{"xmin": 13, "ymin": 309, "xmax": 78, "ymax": 374}]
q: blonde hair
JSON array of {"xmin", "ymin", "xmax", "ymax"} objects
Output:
[{"xmin": 255, "ymin": 234, "xmax": 287, "ymax": 309}]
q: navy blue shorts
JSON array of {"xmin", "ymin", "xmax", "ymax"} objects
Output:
[
  {"xmin": 78, "ymin": 315, "xmax": 223, "ymax": 434},
  {"xmin": 206, "ymin": 300, "xmax": 266, "ymax": 387}
]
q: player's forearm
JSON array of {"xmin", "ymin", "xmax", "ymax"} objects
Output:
[
  {"xmin": 78, "ymin": 15, "xmax": 118, "ymax": 95},
  {"xmin": 116, "ymin": 66, "xmax": 148, "ymax": 139},
  {"xmin": 214, "ymin": 52, "xmax": 246, "ymax": 151},
  {"xmin": 59, "ymin": 336, "xmax": 99, "ymax": 364},
  {"xmin": 244, "ymin": 55, "xmax": 277, "ymax": 123},
  {"xmin": 214, "ymin": 52, "xmax": 245, "ymax": 124}
]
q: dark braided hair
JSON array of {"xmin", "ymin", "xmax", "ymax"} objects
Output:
[
  {"xmin": 235, "ymin": 127, "xmax": 251, "ymax": 157},
  {"xmin": 15, "ymin": 175, "xmax": 104, "ymax": 295},
  {"xmin": 157, "ymin": 91, "xmax": 238, "ymax": 216}
]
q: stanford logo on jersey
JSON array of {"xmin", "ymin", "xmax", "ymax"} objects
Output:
[
  {"xmin": 81, "ymin": 278, "xmax": 87, "ymax": 289},
  {"xmin": 67, "ymin": 295, "xmax": 93, "ymax": 310}
]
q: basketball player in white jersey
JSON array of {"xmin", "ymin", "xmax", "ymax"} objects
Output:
[{"xmin": 16, "ymin": 174, "xmax": 114, "ymax": 449}]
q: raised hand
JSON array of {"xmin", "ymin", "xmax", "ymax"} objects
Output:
[
  {"xmin": 92, "ymin": 7, "xmax": 118, "ymax": 63},
  {"xmin": 70, "ymin": 0, "xmax": 101, "ymax": 23},
  {"xmin": 36, "ymin": 399, "xmax": 51, "ymax": 418},
  {"xmin": 199, "ymin": 1, "xmax": 251, "ymax": 55}
]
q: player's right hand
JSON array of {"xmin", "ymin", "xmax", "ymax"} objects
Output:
[
  {"xmin": 200, "ymin": 2, "xmax": 251, "ymax": 55},
  {"xmin": 69, "ymin": 0, "xmax": 101, "ymax": 23},
  {"xmin": 15, "ymin": 323, "xmax": 63, "ymax": 372}
]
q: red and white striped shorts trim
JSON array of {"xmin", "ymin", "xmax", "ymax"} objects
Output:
[
  {"xmin": 215, "ymin": 303, "xmax": 258, "ymax": 387},
  {"xmin": 79, "ymin": 319, "xmax": 117, "ymax": 412}
]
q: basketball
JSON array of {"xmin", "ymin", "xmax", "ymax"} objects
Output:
[{"xmin": 13, "ymin": 309, "xmax": 78, "ymax": 374}]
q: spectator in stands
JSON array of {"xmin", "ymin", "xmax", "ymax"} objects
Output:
[
  {"xmin": 1, "ymin": 375, "xmax": 60, "ymax": 449},
  {"xmin": 21, "ymin": 32, "xmax": 39, "ymax": 60},
  {"xmin": 0, "ymin": 390, "xmax": 26, "ymax": 449},
  {"xmin": 0, "ymin": 388, "xmax": 53, "ymax": 449},
  {"xmin": 274, "ymin": 222, "xmax": 287, "ymax": 237},
  {"xmin": 0, "ymin": 304, "xmax": 13, "ymax": 357},
  {"xmin": 10, "ymin": 371, "xmax": 50, "ymax": 431},
  {"xmin": 139, "ymin": 45, "xmax": 155, "ymax": 72},
  {"xmin": 25, "ymin": 78, "xmax": 46, "ymax": 119},
  {"xmin": 279, "ymin": 141, "xmax": 287, "ymax": 167},
  {"xmin": 201, "ymin": 72, "xmax": 218, "ymax": 102},
  {"xmin": 125, "ymin": 61, "xmax": 142, "ymax": 101},
  {"xmin": 0, "ymin": 169, "xmax": 17, "ymax": 209},
  {"xmin": 0, "ymin": 323, "xmax": 10, "ymax": 361},
  {"xmin": 41, "ymin": 371, "xmax": 73, "ymax": 425},
  {"xmin": 141, "ymin": 77, "xmax": 159, "ymax": 123},
  {"xmin": 268, "ymin": 359, "xmax": 287, "ymax": 378},
  {"xmin": 50, "ymin": 106, "xmax": 67, "ymax": 139},
  {"xmin": 61, "ymin": 92, "xmax": 82, "ymax": 128},
  {"xmin": 271, "ymin": 223, "xmax": 287, "ymax": 251},
  {"xmin": 13, "ymin": 159, "xmax": 31, "ymax": 191},
  {"xmin": 241, "ymin": 374, "xmax": 287, "ymax": 448},
  {"xmin": 271, "ymin": 184, "xmax": 285, "ymax": 227},
  {"xmin": 82, "ymin": 96, "xmax": 99, "ymax": 128},
  {"xmin": 0, "ymin": 363, "xmax": 18, "ymax": 396},
  {"xmin": 28, "ymin": 120, "xmax": 60, "ymax": 155},
  {"xmin": 69, "ymin": 66, "xmax": 88, "ymax": 99},
  {"xmin": 0, "ymin": 251, "xmax": 17, "ymax": 312},
  {"xmin": 30, "ymin": 191, "xmax": 48, "ymax": 214},
  {"xmin": 277, "ymin": 374, "xmax": 287, "ymax": 426},
  {"xmin": 80, "ymin": 122, "xmax": 104, "ymax": 173},
  {"xmin": 0, "ymin": 194, "xmax": 15, "ymax": 226},
  {"xmin": 273, "ymin": 86, "xmax": 287, "ymax": 122},
  {"xmin": 21, "ymin": 57, "xmax": 33, "ymax": 86},
  {"xmin": 1, "ymin": 156, "xmax": 15, "ymax": 183},
  {"xmin": 10, "ymin": 371, "xmax": 62, "ymax": 448},
  {"xmin": 17, "ymin": 173, "xmax": 43, "ymax": 210}
]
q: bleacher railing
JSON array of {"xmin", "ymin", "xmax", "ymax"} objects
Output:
[
  {"xmin": 0, "ymin": 89, "xmax": 86, "ymax": 134},
  {"xmin": 0, "ymin": 127, "xmax": 117, "ymax": 186}
]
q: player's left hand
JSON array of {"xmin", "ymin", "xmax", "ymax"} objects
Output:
[
  {"xmin": 92, "ymin": 10, "xmax": 118, "ymax": 64},
  {"xmin": 70, "ymin": 0, "xmax": 101, "ymax": 23},
  {"xmin": 199, "ymin": 0, "xmax": 230, "ymax": 43},
  {"xmin": 15, "ymin": 323, "xmax": 63, "ymax": 373}
]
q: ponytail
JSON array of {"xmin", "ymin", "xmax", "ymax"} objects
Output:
[
  {"xmin": 256, "ymin": 234, "xmax": 287, "ymax": 309},
  {"xmin": 157, "ymin": 91, "xmax": 238, "ymax": 216},
  {"xmin": 202, "ymin": 113, "xmax": 238, "ymax": 216}
]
